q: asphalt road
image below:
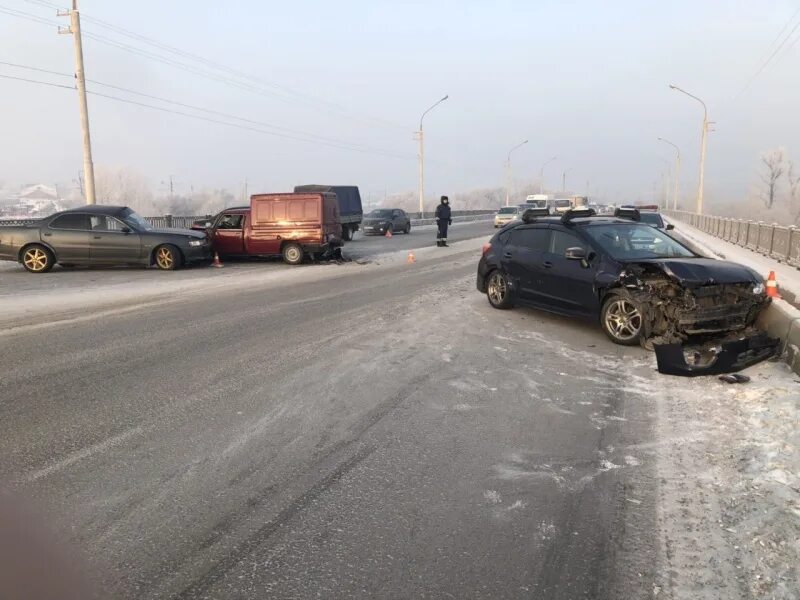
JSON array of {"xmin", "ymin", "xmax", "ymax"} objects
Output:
[{"xmin": 0, "ymin": 235, "xmax": 660, "ymax": 599}]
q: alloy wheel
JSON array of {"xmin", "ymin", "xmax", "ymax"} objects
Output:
[
  {"xmin": 487, "ymin": 272, "xmax": 507, "ymax": 305},
  {"xmin": 156, "ymin": 247, "xmax": 174, "ymax": 269},
  {"xmin": 604, "ymin": 299, "xmax": 642, "ymax": 342},
  {"xmin": 23, "ymin": 248, "xmax": 49, "ymax": 272}
]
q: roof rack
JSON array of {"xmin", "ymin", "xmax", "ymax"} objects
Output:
[
  {"xmin": 521, "ymin": 207, "xmax": 550, "ymax": 223},
  {"xmin": 560, "ymin": 207, "xmax": 596, "ymax": 223},
  {"xmin": 613, "ymin": 206, "xmax": 641, "ymax": 221}
]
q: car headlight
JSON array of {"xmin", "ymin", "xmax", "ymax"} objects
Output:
[
  {"xmin": 752, "ymin": 283, "xmax": 765, "ymax": 295},
  {"xmin": 188, "ymin": 239, "xmax": 204, "ymax": 247}
]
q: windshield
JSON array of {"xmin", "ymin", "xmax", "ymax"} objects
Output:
[
  {"xmin": 367, "ymin": 210, "xmax": 393, "ymax": 218},
  {"xmin": 554, "ymin": 199, "xmax": 571, "ymax": 208},
  {"xmin": 121, "ymin": 209, "xmax": 152, "ymax": 231},
  {"xmin": 639, "ymin": 212, "xmax": 664, "ymax": 227},
  {"xmin": 498, "ymin": 207, "xmax": 517, "ymax": 214},
  {"xmin": 583, "ymin": 224, "xmax": 695, "ymax": 260}
]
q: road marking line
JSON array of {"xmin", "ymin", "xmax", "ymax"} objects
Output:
[{"xmin": 21, "ymin": 426, "xmax": 144, "ymax": 484}]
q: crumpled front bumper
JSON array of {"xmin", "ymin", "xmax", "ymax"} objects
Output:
[{"xmin": 653, "ymin": 333, "xmax": 779, "ymax": 377}]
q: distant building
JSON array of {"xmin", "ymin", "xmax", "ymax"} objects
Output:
[{"xmin": 0, "ymin": 184, "xmax": 66, "ymax": 218}]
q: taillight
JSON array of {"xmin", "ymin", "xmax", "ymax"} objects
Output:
[{"xmin": 482, "ymin": 243, "xmax": 491, "ymax": 255}]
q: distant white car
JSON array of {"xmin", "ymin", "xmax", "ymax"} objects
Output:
[{"xmin": 493, "ymin": 206, "xmax": 523, "ymax": 228}]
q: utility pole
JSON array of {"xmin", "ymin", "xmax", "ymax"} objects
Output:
[
  {"xmin": 169, "ymin": 175, "xmax": 174, "ymax": 200},
  {"xmin": 416, "ymin": 95, "xmax": 448, "ymax": 218},
  {"xmin": 562, "ymin": 168, "xmax": 572, "ymax": 193},
  {"xmin": 669, "ymin": 84, "xmax": 709, "ymax": 214},
  {"xmin": 243, "ymin": 178, "xmax": 248, "ymax": 203},
  {"xmin": 505, "ymin": 140, "xmax": 528, "ymax": 207},
  {"xmin": 58, "ymin": 1, "xmax": 96, "ymax": 205}
]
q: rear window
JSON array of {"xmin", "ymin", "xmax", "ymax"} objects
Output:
[
  {"xmin": 639, "ymin": 212, "xmax": 664, "ymax": 227},
  {"xmin": 510, "ymin": 227, "xmax": 550, "ymax": 251},
  {"xmin": 49, "ymin": 213, "xmax": 90, "ymax": 230},
  {"xmin": 498, "ymin": 207, "xmax": 517, "ymax": 214}
]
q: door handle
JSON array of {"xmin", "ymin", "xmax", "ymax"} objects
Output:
[
  {"xmin": 43, "ymin": 232, "xmax": 52, "ymax": 237},
  {"xmin": 93, "ymin": 235, "xmax": 102, "ymax": 239},
  {"xmin": 543, "ymin": 261, "xmax": 553, "ymax": 268}
]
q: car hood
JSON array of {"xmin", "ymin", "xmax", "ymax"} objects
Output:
[
  {"xmin": 146, "ymin": 227, "xmax": 207, "ymax": 239},
  {"xmin": 630, "ymin": 258, "xmax": 761, "ymax": 287}
]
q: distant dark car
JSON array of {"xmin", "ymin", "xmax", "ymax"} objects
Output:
[
  {"xmin": 477, "ymin": 209, "xmax": 768, "ymax": 346},
  {"xmin": 362, "ymin": 209, "xmax": 411, "ymax": 236},
  {"xmin": 0, "ymin": 205, "xmax": 210, "ymax": 273}
]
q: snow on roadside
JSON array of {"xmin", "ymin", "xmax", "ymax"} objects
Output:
[{"xmin": 653, "ymin": 360, "xmax": 799, "ymax": 599}]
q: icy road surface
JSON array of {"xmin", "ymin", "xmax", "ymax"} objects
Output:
[{"xmin": 0, "ymin": 233, "xmax": 796, "ymax": 599}]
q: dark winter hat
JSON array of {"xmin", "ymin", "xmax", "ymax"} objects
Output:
[{"xmin": 441, "ymin": 195, "xmax": 449, "ymax": 202}]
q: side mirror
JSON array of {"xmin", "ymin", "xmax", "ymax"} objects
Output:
[
  {"xmin": 666, "ymin": 223, "xmax": 675, "ymax": 230},
  {"xmin": 565, "ymin": 247, "xmax": 587, "ymax": 260}
]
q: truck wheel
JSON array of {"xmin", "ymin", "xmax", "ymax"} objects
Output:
[
  {"xmin": 282, "ymin": 243, "xmax": 304, "ymax": 265},
  {"xmin": 21, "ymin": 244, "xmax": 55, "ymax": 273},
  {"xmin": 154, "ymin": 244, "xmax": 181, "ymax": 270},
  {"xmin": 342, "ymin": 227, "xmax": 352, "ymax": 242}
]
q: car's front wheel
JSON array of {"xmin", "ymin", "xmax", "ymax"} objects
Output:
[
  {"xmin": 601, "ymin": 291, "xmax": 643, "ymax": 345},
  {"xmin": 21, "ymin": 244, "xmax": 54, "ymax": 273},
  {"xmin": 486, "ymin": 270, "xmax": 513, "ymax": 309},
  {"xmin": 404, "ymin": 223, "xmax": 411, "ymax": 234},
  {"xmin": 154, "ymin": 245, "xmax": 181, "ymax": 270}
]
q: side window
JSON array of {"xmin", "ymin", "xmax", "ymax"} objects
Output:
[
  {"xmin": 89, "ymin": 215, "xmax": 126, "ymax": 231},
  {"xmin": 511, "ymin": 227, "xmax": 550, "ymax": 251},
  {"xmin": 393, "ymin": 210, "xmax": 401, "ymax": 217},
  {"xmin": 216, "ymin": 214, "xmax": 243, "ymax": 229},
  {"xmin": 550, "ymin": 230, "xmax": 586, "ymax": 255},
  {"xmin": 50, "ymin": 213, "xmax": 90, "ymax": 230}
]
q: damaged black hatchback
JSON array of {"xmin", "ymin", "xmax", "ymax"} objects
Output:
[{"xmin": 477, "ymin": 211, "xmax": 769, "ymax": 346}]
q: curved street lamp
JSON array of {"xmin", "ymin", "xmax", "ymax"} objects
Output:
[
  {"xmin": 669, "ymin": 84, "xmax": 708, "ymax": 214},
  {"xmin": 657, "ymin": 137, "xmax": 681, "ymax": 210},
  {"xmin": 505, "ymin": 140, "xmax": 528, "ymax": 206},
  {"xmin": 417, "ymin": 95, "xmax": 449, "ymax": 217},
  {"xmin": 539, "ymin": 156, "xmax": 557, "ymax": 194}
]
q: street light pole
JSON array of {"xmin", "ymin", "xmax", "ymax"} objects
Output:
[
  {"xmin": 657, "ymin": 137, "xmax": 681, "ymax": 210},
  {"xmin": 539, "ymin": 156, "xmax": 557, "ymax": 194},
  {"xmin": 505, "ymin": 140, "xmax": 528, "ymax": 207},
  {"xmin": 669, "ymin": 84, "xmax": 708, "ymax": 214},
  {"xmin": 562, "ymin": 168, "xmax": 573, "ymax": 193},
  {"xmin": 416, "ymin": 95, "xmax": 448, "ymax": 218}
]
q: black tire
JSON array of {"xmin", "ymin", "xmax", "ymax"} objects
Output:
[
  {"xmin": 404, "ymin": 222, "xmax": 411, "ymax": 234},
  {"xmin": 282, "ymin": 243, "xmax": 304, "ymax": 265},
  {"xmin": 600, "ymin": 290, "xmax": 643, "ymax": 346},
  {"xmin": 342, "ymin": 227, "xmax": 352, "ymax": 242},
  {"xmin": 21, "ymin": 244, "xmax": 55, "ymax": 273},
  {"xmin": 153, "ymin": 244, "xmax": 180, "ymax": 270},
  {"xmin": 486, "ymin": 270, "xmax": 513, "ymax": 309}
]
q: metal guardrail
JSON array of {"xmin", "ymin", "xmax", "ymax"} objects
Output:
[
  {"xmin": 663, "ymin": 209, "xmax": 800, "ymax": 266},
  {"xmin": 411, "ymin": 214, "xmax": 494, "ymax": 226}
]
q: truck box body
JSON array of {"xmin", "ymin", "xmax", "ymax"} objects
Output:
[
  {"xmin": 293, "ymin": 185, "xmax": 363, "ymax": 240},
  {"xmin": 202, "ymin": 192, "xmax": 342, "ymax": 264}
]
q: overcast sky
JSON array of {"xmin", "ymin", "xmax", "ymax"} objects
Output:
[{"xmin": 1, "ymin": 0, "xmax": 798, "ymax": 206}]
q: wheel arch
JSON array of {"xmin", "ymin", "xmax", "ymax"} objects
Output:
[{"xmin": 18, "ymin": 241, "xmax": 58, "ymax": 263}]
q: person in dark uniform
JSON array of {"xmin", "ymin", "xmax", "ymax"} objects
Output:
[{"xmin": 435, "ymin": 195, "xmax": 452, "ymax": 247}]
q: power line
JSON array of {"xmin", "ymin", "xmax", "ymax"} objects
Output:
[
  {"xmin": 736, "ymin": 7, "xmax": 800, "ymax": 98},
  {"xmin": 0, "ymin": 72, "xmax": 416, "ymax": 160},
  {"xmin": 15, "ymin": 0, "xmax": 407, "ymax": 132},
  {"xmin": 0, "ymin": 60, "xmax": 411, "ymax": 156}
]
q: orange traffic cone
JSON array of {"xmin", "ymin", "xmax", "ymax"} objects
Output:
[
  {"xmin": 407, "ymin": 251, "xmax": 415, "ymax": 264},
  {"xmin": 765, "ymin": 271, "xmax": 779, "ymax": 298},
  {"xmin": 385, "ymin": 228, "xmax": 393, "ymax": 239},
  {"xmin": 211, "ymin": 252, "xmax": 224, "ymax": 268}
]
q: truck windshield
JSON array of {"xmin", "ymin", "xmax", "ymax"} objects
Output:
[
  {"xmin": 583, "ymin": 224, "xmax": 695, "ymax": 260},
  {"xmin": 367, "ymin": 210, "xmax": 393, "ymax": 218},
  {"xmin": 121, "ymin": 209, "xmax": 153, "ymax": 231}
]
